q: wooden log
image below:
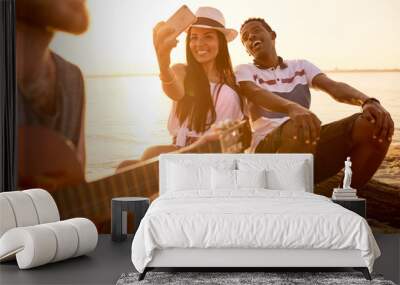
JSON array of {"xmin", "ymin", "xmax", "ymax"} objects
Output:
[{"xmin": 315, "ymin": 173, "xmax": 400, "ymax": 231}]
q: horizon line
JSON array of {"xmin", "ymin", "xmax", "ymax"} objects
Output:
[{"xmin": 84, "ymin": 68, "xmax": 400, "ymax": 78}]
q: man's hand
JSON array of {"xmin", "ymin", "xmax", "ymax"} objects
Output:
[
  {"xmin": 287, "ymin": 104, "xmax": 321, "ymax": 144},
  {"xmin": 362, "ymin": 101, "xmax": 394, "ymax": 142}
]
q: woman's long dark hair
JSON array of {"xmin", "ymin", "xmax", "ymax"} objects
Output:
[{"xmin": 175, "ymin": 29, "xmax": 238, "ymax": 133}]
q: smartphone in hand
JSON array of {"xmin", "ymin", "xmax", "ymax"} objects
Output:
[{"xmin": 166, "ymin": 5, "xmax": 197, "ymax": 39}]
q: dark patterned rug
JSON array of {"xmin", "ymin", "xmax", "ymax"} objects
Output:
[{"xmin": 116, "ymin": 271, "xmax": 396, "ymax": 285}]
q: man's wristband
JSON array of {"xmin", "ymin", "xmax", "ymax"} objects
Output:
[{"xmin": 361, "ymin": 98, "xmax": 380, "ymax": 108}]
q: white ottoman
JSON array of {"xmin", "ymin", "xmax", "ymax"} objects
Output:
[{"xmin": 0, "ymin": 189, "xmax": 98, "ymax": 269}]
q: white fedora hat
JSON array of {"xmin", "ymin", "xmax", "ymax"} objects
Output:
[{"xmin": 190, "ymin": 7, "xmax": 238, "ymax": 42}]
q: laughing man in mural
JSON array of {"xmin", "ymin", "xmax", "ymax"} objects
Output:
[
  {"xmin": 236, "ymin": 18, "xmax": 394, "ymax": 189},
  {"xmin": 16, "ymin": 0, "xmax": 89, "ymax": 188}
]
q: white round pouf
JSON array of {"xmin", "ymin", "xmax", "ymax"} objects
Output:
[
  {"xmin": 0, "ymin": 196, "xmax": 17, "ymax": 237},
  {"xmin": 0, "ymin": 226, "xmax": 57, "ymax": 269},
  {"xmin": 66, "ymin": 218, "xmax": 98, "ymax": 257},
  {"xmin": 0, "ymin": 189, "xmax": 98, "ymax": 269},
  {"xmin": 42, "ymin": 221, "xmax": 79, "ymax": 262},
  {"xmin": 0, "ymin": 192, "xmax": 39, "ymax": 227},
  {"xmin": 23, "ymin": 189, "xmax": 60, "ymax": 223}
]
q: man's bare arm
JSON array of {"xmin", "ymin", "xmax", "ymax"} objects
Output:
[
  {"xmin": 239, "ymin": 81, "xmax": 297, "ymax": 113},
  {"xmin": 239, "ymin": 81, "xmax": 321, "ymax": 143},
  {"xmin": 312, "ymin": 73, "xmax": 394, "ymax": 141},
  {"xmin": 312, "ymin": 73, "xmax": 368, "ymax": 105}
]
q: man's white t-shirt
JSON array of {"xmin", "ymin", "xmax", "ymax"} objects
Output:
[{"xmin": 235, "ymin": 59, "xmax": 322, "ymax": 147}]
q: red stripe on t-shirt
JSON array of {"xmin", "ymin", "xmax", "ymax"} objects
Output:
[
  {"xmin": 258, "ymin": 78, "xmax": 277, "ymax": 85},
  {"xmin": 281, "ymin": 69, "xmax": 305, "ymax": 83},
  {"xmin": 255, "ymin": 69, "xmax": 306, "ymax": 86}
]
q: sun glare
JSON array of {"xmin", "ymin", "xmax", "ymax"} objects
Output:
[{"xmin": 50, "ymin": 0, "xmax": 400, "ymax": 76}]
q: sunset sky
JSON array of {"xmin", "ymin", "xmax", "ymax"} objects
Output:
[{"xmin": 51, "ymin": 0, "xmax": 400, "ymax": 76}]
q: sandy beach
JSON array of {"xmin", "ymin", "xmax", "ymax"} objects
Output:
[{"xmin": 373, "ymin": 144, "xmax": 400, "ymax": 187}]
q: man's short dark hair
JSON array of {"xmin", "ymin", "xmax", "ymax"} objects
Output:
[{"xmin": 240, "ymin": 18, "xmax": 273, "ymax": 33}]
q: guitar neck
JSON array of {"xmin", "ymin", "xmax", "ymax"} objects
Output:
[{"xmin": 52, "ymin": 120, "xmax": 251, "ymax": 229}]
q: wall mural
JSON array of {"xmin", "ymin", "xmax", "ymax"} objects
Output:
[{"xmin": 16, "ymin": 0, "xmax": 400, "ymax": 233}]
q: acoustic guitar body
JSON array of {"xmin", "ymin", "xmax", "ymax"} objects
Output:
[
  {"xmin": 17, "ymin": 120, "xmax": 251, "ymax": 233},
  {"xmin": 18, "ymin": 126, "xmax": 85, "ymax": 191}
]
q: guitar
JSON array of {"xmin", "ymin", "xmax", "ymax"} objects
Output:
[
  {"xmin": 18, "ymin": 120, "xmax": 251, "ymax": 232},
  {"xmin": 18, "ymin": 126, "xmax": 85, "ymax": 191}
]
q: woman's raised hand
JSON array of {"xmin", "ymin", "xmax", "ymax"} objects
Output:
[{"xmin": 153, "ymin": 21, "xmax": 179, "ymax": 70}]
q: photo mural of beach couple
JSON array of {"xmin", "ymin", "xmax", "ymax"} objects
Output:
[{"xmin": 17, "ymin": 0, "xmax": 399, "ymax": 233}]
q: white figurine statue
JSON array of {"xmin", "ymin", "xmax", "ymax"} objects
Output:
[{"xmin": 343, "ymin": 157, "xmax": 353, "ymax": 189}]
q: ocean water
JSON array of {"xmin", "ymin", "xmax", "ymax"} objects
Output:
[{"xmin": 85, "ymin": 72, "xmax": 400, "ymax": 181}]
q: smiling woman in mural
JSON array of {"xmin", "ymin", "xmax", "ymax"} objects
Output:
[{"xmin": 139, "ymin": 6, "xmax": 244, "ymax": 160}]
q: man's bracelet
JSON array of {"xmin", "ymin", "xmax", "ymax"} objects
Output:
[{"xmin": 361, "ymin": 97, "xmax": 380, "ymax": 108}]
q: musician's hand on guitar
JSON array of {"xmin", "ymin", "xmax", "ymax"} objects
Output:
[{"xmin": 19, "ymin": 127, "xmax": 85, "ymax": 191}]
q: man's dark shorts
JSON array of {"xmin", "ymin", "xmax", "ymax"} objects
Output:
[{"xmin": 255, "ymin": 113, "xmax": 361, "ymax": 184}]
